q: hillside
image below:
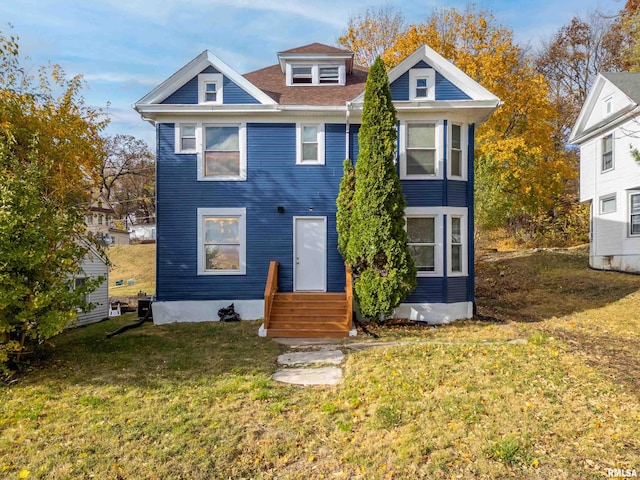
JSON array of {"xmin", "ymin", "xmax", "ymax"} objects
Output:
[{"xmin": 106, "ymin": 244, "xmax": 156, "ymax": 297}]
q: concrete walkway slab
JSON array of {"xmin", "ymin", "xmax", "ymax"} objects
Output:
[
  {"xmin": 272, "ymin": 367, "xmax": 342, "ymax": 386},
  {"xmin": 277, "ymin": 350, "xmax": 344, "ymax": 366}
]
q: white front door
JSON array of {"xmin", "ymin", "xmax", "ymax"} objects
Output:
[{"xmin": 294, "ymin": 217, "xmax": 326, "ymax": 292}]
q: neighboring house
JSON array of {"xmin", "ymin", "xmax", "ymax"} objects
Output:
[
  {"xmin": 130, "ymin": 223, "xmax": 157, "ymax": 242},
  {"xmin": 135, "ymin": 43, "xmax": 499, "ymax": 335},
  {"xmin": 570, "ymin": 72, "xmax": 640, "ymax": 273},
  {"xmin": 85, "ymin": 193, "xmax": 130, "ymax": 245},
  {"xmin": 74, "ymin": 243, "xmax": 109, "ymax": 327}
]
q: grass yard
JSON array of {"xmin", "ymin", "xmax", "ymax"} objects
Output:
[
  {"xmin": 107, "ymin": 244, "xmax": 156, "ymax": 297},
  {"xmin": 1, "ymin": 248, "xmax": 640, "ymax": 479}
]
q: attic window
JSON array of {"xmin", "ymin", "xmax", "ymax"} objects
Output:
[
  {"xmin": 604, "ymin": 96, "xmax": 613, "ymax": 116},
  {"xmin": 319, "ymin": 66, "xmax": 339, "ymax": 84},
  {"xmin": 416, "ymin": 78, "xmax": 428, "ymax": 98},
  {"xmin": 292, "ymin": 67, "xmax": 312, "ymax": 84},
  {"xmin": 198, "ymin": 73, "xmax": 223, "ymax": 104},
  {"xmin": 409, "ymin": 68, "xmax": 435, "ymax": 101}
]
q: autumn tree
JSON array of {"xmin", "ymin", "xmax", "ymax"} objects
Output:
[
  {"xmin": 338, "ymin": 6, "xmax": 405, "ymax": 66},
  {"xmin": 0, "ymin": 31, "xmax": 107, "ymax": 371},
  {"xmin": 342, "ymin": 5, "xmax": 582, "ymax": 244},
  {"xmin": 345, "ymin": 57, "xmax": 416, "ymax": 321},
  {"xmin": 100, "ymin": 134, "xmax": 155, "ymax": 225}
]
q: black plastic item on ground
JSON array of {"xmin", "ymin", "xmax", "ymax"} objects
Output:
[
  {"xmin": 218, "ymin": 303, "xmax": 241, "ymax": 322},
  {"xmin": 138, "ymin": 298, "xmax": 152, "ymax": 319},
  {"xmin": 106, "ymin": 302, "xmax": 153, "ymax": 339}
]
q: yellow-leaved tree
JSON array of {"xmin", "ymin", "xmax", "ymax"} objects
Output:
[{"xmin": 340, "ymin": 6, "xmax": 586, "ymax": 245}]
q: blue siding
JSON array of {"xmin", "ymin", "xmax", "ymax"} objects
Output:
[
  {"xmin": 156, "ymin": 122, "xmax": 347, "ymax": 301},
  {"xmin": 447, "ymin": 181, "xmax": 467, "ymax": 206},
  {"xmin": 161, "ymin": 66, "xmax": 260, "ymax": 105},
  {"xmin": 402, "ymin": 181, "xmax": 445, "ymax": 206},
  {"xmin": 389, "ymin": 60, "xmax": 471, "ymax": 101}
]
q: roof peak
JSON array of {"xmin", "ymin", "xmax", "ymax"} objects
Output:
[{"xmin": 277, "ymin": 43, "xmax": 353, "ymax": 55}]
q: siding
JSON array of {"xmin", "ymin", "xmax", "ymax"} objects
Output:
[
  {"xmin": 390, "ymin": 60, "xmax": 471, "ymax": 102},
  {"xmin": 75, "ymin": 251, "xmax": 109, "ymax": 327},
  {"xmin": 161, "ymin": 66, "xmax": 260, "ymax": 105},
  {"xmin": 156, "ymin": 122, "xmax": 347, "ymax": 301}
]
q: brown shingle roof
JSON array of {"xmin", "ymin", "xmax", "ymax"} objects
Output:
[
  {"xmin": 278, "ymin": 43, "xmax": 353, "ymax": 55},
  {"xmin": 243, "ymin": 64, "xmax": 369, "ymax": 106}
]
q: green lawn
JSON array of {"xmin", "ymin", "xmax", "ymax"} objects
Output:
[{"xmin": 1, "ymin": 249, "xmax": 639, "ymax": 479}]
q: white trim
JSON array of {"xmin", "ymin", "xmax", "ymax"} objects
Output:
[
  {"xmin": 296, "ymin": 123, "xmax": 325, "ymax": 165},
  {"xmin": 447, "ymin": 213, "xmax": 468, "ymax": 276},
  {"xmin": 286, "ymin": 63, "xmax": 346, "ymax": 86},
  {"xmin": 197, "ymin": 207, "xmax": 246, "ymax": 275},
  {"xmin": 153, "ymin": 299, "xmax": 264, "ymax": 324},
  {"xmin": 599, "ymin": 193, "xmax": 617, "ymax": 214},
  {"xmin": 601, "ymin": 133, "xmax": 614, "ymax": 173},
  {"xmin": 393, "ymin": 301, "xmax": 472, "ymax": 324},
  {"xmin": 409, "ymin": 68, "xmax": 435, "ymax": 101},
  {"xmin": 197, "ymin": 122, "xmax": 247, "ymax": 181},
  {"xmin": 136, "ymin": 50, "xmax": 277, "ymax": 106},
  {"xmin": 175, "ymin": 122, "xmax": 198, "ymax": 154},
  {"xmin": 293, "ymin": 216, "xmax": 327, "ymax": 292},
  {"xmin": 630, "ymin": 191, "xmax": 640, "ymax": 237},
  {"xmin": 448, "ymin": 122, "xmax": 467, "ymax": 180},
  {"xmin": 399, "ymin": 120, "xmax": 444, "ymax": 179},
  {"xmin": 405, "ymin": 207, "xmax": 444, "ymax": 276},
  {"xmin": 198, "ymin": 73, "xmax": 223, "ymax": 105}
]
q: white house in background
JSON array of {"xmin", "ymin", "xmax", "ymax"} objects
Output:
[
  {"xmin": 74, "ymin": 243, "xmax": 109, "ymax": 327},
  {"xmin": 570, "ymin": 72, "xmax": 640, "ymax": 273}
]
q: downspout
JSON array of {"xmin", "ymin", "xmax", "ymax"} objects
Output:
[{"xmin": 345, "ymin": 101, "xmax": 352, "ymax": 160}]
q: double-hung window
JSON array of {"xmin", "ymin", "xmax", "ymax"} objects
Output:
[
  {"xmin": 409, "ymin": 68, "xmax": 435, "ymax": 101},
  {"xmin": 415, "ymin": 78, "xmax": 428, "ymax": 98},
  {"xmin": 630, "ymin": 193, "xmax": 640, "ymax": 236},
  {"xmin": 198, "ymin": 73, "xmax": 223, "ymax": 104},
  {"xmin": 406, "ymin": 123, "xmax": 436, "ymax": 176},
  {"xmin": 450, "ymin": 124, "xmax": 463, "ymax": 178},
  {"xmin": 204, "ymin": 82, "xmax": 217, "ymax": 102},
  {"xmin": 296, "ymin": 123, "xmax": 324, "ymax": 165},
  {"xmin": 204, "ymin": 125, "xmax": 241, "ymax": 178},
  {"xmin": 449, "ymin": 216, "xmax": 464, "ymax": 274},
  {"xmin": 292, "ymin": 66, "xmax": 313, "ymax": 84},
  {"xmin": 197, "ymin": 208, "xmax": 246, "ymax": 275},
  {"xmin": 602, "ymin": 134, "xmax": 613, "ymax": 172},
  {"xmin": 319, "ymin": 66, "xmax": 340, "ymax": 84},
  {"xmin": 180, "ymin": 124, "xmax": 196, "ymax": 152},
  {"xmin": 407, "ymin": 216, "xmax": 436, "ymax": 273}
]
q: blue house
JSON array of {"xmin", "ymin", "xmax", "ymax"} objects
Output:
[{"xmin": 135, "ymin": 43, "xmax": 499, "ymax": 337}]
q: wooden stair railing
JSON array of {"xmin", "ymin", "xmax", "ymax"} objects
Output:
[
  {"xmin": 263, "ymin": 261, "xmax": 279, "ymax": 329},
  {"xmin": 345, "ymin": 263, "xmax": 353, "ymax": 331}
]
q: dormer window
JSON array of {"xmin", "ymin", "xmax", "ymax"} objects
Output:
[
  {"xmin": 319, "ymin": 66, "xmax": 340, "ymax": 84},
  {"xmin": 286, "ymin": 64, "xmax": 345, "ymax": 86},
  {"xmin": 198, "ymin": 73, "xmax": 223, "ymax": 104},
  {"xmin": 409, "ymin": 68, "xmax": 435, "ymax": 101}
]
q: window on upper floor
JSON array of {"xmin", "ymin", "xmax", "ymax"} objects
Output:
[
  {"xmin": 602, "ymin": 134, "xmax": 613, "ymax": 172},
  {"xmin": 287, "ymin": 64, "xmax": 345, "ymax": 86},
  {"xmin": 203, "ymin": 124, "xmax": 246, "ymax": 180},
  {"xmin": 197, "ymin": 208, "xmax": 246, "ymax": 275},
  {"xmin": 296, "ymin": 123, "xmax": 325, "ymax": 165},
  {"xmin": 600, "ymin": 194, "xmax": 616, "ymax": 214},
  {"xmin": 630, "ymin": 192, "xmax": 640, "ymax": 236},
  {"xmin": 180, "ymin": 124, "xmax": 197, "ymax": 152},
  {"xmin": 409, "ymin": 68, "xmax": 436, "ymax": 101},
  {"xmin": 450, "ymin": 123, "xmax": 464, "ymax": 179},
  {"xmin": 604, "ymin": 96, "xmax": 613, "ymax": 116},
  {"xmin": 198, "ymin": 73, "xmax": 223, "ymax": 104},
  {"xmin": 400, "ymin": 121, "xmax": 442, "ymax": 179}
]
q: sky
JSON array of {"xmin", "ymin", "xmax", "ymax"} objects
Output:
[{"xmin": 0, "ymin": 0, "xmax": 622, "ymax": 150}]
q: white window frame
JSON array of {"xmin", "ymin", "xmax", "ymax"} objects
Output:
[
  {"xmin": 630, "ymin": 192, "xmax": 640, "ymax": 237},
  {"xmin": 197, "ymin": 207, "xmax": 246, "ymax": 275},
  {"xmin": 399, "ymin": 120, "xmax": 444, "ymax": 180},
  {"xmin": 601, "ymin": 133, "xmax": 614, "ymax": 172},
  {"xmin": 447, "ymin": 212, "xmax": 468, "ymax": 276},
  {"xmin": 604, "ymin": 96, "xmax": 613, "ymax": 116},
  {"xmin": 285, "ymin": 63, "xmax": 346, "ymax": 86},
  {"xmin": 599, "ymin": 193, "xmax": 616, "ymax": 214},
  {"xmin": 198, "ymin": 123, "xmax": 247, "ymax": 181},
  {"xmin": 175, "ymin": 123, "xmax": 197, "ymax": 154},
  {"xmin": 409, "ymin": 68, "xmax": 436, "ymax": 101},
  {"xmin": 405, "ymin": 207, "xmax": 444, "ymax": 277},
  {"xmin": 296, "ymin": 123, "xmax": 325, "ymax": 165},
  {"xmin": 448, "ymin": 122, "xmax": 467, "ymax": 180},
  {"xmin": 198, "ymin": 73, "xmax": 223, "ymax": 105}
]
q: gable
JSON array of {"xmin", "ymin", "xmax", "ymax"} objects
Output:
[
  {"xmin": 390, "ymin": 60, "xmax": 471, "ymax": 102},
  {"xmin": 161, "ymin": 66, "xmax": 261, "ymax": 105},
  {"xmin": 570, "ymin": 73, "xmax": 640, "ymax": 144}
]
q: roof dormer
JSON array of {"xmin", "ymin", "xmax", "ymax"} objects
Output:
[{"xmin": 277, "ymin": 43, "xmax": 354, "ymax": 87}]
